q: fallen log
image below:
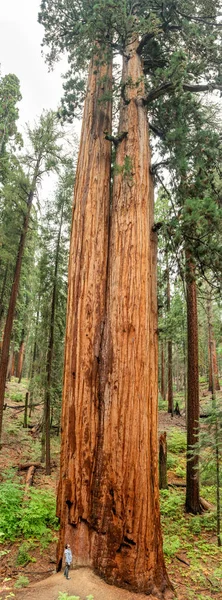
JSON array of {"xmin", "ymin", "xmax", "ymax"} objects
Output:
[
  {"xmin": 18, "ymin": 460, "xmax": 57, "ymax": 471},
  {"xmin": 18, "ymin": 462, "xmax": 42, "ymax": 470},
  {"xmin": 200, "ymin": 496, "xmax": 215, "ymax": 511},
  {"xmin": 169, "ymin": 482, "xmax": 186, "ymax": 488},
  {"xmin": 175, "ymin": 555, "xmax": 190, "ymax": 567}
]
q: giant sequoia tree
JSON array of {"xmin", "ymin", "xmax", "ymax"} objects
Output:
[{"xmin": 39, "ymin": 0, "xmax": 222, "ymax": 595}]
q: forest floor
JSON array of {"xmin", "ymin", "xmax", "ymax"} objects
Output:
[{"xmin": 0, "ymin": 378, "xmax": 221, "ymax": 600}]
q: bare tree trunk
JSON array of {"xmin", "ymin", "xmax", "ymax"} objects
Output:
[
  {"xmin": 6, "ymin": 344, "xmax": 14, "ymax": 381},
  {"xmin": 159, "ymin": 432, "xmax": 168, "ymax": 489},
  {"xmin": 17, "ymin": 329, "xmax": 25, "ymax": 383},
  {"xmin": 57, "ymin": 56, "xmax": 112, "ymax": 565},
  {"xmin": 161, "ymin": 340, "xmax": 166, "ymax": 400},
  {"xmin": 166, "ymin": 265, "xmax": 173, "ymax": 415},
  {"xmin": 208, "ymin": 292, "xmax": 221, "ymax": 546},
  {"xmin": 185, "ymin": 256, "xmax": 202, "ymax": 514},
  {"xmin": 207, "ymin": 294, "xmax": 220, "ymax": 391},
  {"xmin": 0, "ymin": 263, "xmax": 8, "ymax": 337},
  {"xmin": 29, "ymin": 293, "xmax": 40, "ymax": 417},
  {"xmin": 44, "ymin": 200, "xmax": 64, "ymax": 475},
  {"xmin": 23, "ymin": 392, "xmax": 29, "ymax": 428}
]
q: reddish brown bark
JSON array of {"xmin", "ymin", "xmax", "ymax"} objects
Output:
[
  {"xmin": 57, "ymin": 56, "xmax": 112, "ymax": 566},
  {"xmin": 161, "ymin": 340, "xmax": 166, "ymax": 400},
  {"xmin": 185, "ymin": 258, "xmax": 202, "ymax": 514},
  {"xmin": 166, "ymin": 266, "xmax": 173, "ymax": 414},
  {"xmin": 207, "ymin": 296, "xmax": 220, "ymax": 391},
  {"xmin": 57, "ymin": 48, "xmax": 171, "ymax": 597},
  {"xmin": 17, "ymin": 335, "xmax": 25, "ymax": 383},
  {"xmin": 159, "ymin": 432, "xmax": 168, "ymax": 490},
  {"xmin": 90, "ymin": 45, "xmax": 170, "ymax": 595}
]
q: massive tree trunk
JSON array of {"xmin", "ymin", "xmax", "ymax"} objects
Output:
[
  {"xmin": 89, "ymin": 42, "xmax": 169, "ymax": 595},
  {"xmin": 57, "ymin": 47, "xmax": 171, "ymax": 597},
  {"xmin": 185, "ymin": 256, "xmax": 202, "ymax": 514},
  {"xmin": 166, "ymin": 266, "xmax": 173, "ymax": 415},
  {"xmin": 57, "ymin": 56, "xmax": 112, "ymax": 564}
]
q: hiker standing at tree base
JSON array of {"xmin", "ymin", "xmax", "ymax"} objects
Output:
[{"xmin": 64, "ymin": 543, "xmax": 72, "ymax": 580}]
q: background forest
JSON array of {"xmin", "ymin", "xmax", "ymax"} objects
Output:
[{"xmin": 0, "ymin": 1, "xmax": 222, "ymax": 600}]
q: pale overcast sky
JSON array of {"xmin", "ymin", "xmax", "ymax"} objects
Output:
[
  {"xmin": 0, "ymin": 0, "xmax": 76, "ymax": 199},
  {"xmin": 0, "ymin": 0, "xmax": 66, "ymax": 129}
]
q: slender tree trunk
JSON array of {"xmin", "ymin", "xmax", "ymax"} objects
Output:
[
  {"xmin": 159, "ymin": 432, "xmax": 168, "ymax": 490},
  {"xmin": 44, "ymin": 201, "xmax": 64, "ymax": 475},
  {"xmin": 185, "ymin": 256, "xmax": 202, "ymax": 514},
  {"xmin": 0, "ymin": 166, "xmax": 38, "ymax": 445},
  {"xmin": 57, "ymin": 56, "xmax": 112, "ymax": 565},
  {"xmin": 29, "ymin": 294, "xmax": 40, "ymax": 417},
  {"xmin": 166, "ymin": 265, "xmax": 173, "ymax": 415},
  {"xmin": 0, "ymin": 263, "xmax": 8, "ymax": 336},
  {"xmin": 17, "ymin": 329, "xmax": 25, "ymax": 383},
  {"xmin": 161, "ymin": 339, "xmax": 166, "ymax": 400},
  {"xmin": 207, "ymin": 294, "xmax": 220, "ymax": 391},
  {"xmin": 208, "ymin": 293, "xmax": 221, "ymax": 546},
  {"xmin": 6, "ymin": 345, "xmax": 14, "ymax": 381},
  {"xmin": 23, "ymin": 392, "xmax": 29, "ymax": 428}
]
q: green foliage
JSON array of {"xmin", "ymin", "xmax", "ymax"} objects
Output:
[
  {"xmin": 166, "ymin": 454, "xmax": 178, "ymax": 470},
  {"xmin": 39, "ymin": 0, "xmax": 222, "ymax": 122},
  {"xmin": 9, "ymin": 392, "xmax": 24, "ymax": 403},
  {"xmin": 167, "ymin": 430, "xmax": 186, "ymax": 454},
  {"xmin": 0, "ymin": 471, "xmax": 58, "ymax": 542},
  {"xmin": 14, "ymin": 575, "xmax": 29, "ymax": 589},
  {"xmin": 163, "ymin": 534, "xmax": 181, "ymax": 557},
  {"xmin": 0, "ymin": 472, "xmax": 23, "ymax": 541},
  {"xmin": 0, "ymin": 72, "xmax": 22, "ymax": 183},
  {"xmin": 160, "ymin": 489, "xmax": 184, "ymax": 517},
  {"xmin": 20, "ymin": 489, "xmax": 59, "ymax": 538},
  {"xmin": 16, "ymin": 542, "xmax": 36, "ymax": 566}
]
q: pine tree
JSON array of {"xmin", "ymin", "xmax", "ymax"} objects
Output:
[{"xmin": 0, "ymin": 111, "xmax": 64, "ymax": 445}]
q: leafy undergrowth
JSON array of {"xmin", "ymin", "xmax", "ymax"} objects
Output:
[
  {"xmin": 0, "ymin": 378, "xmax": 60, "ymax": 598},
  {"xmin": 160, "ymin": 488, "xmax": 222, "ymax": 599},
  {"xmin": 159, "ymin": 381, "xmax": 222, "ymax": 600},
  {"xmin": 0, "ymin": 379, "xmax": 221, "ymax": 600}
]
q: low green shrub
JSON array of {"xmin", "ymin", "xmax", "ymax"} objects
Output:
[
  {"xmin": 166, "ymin": 454, "xmax": 178, "ymax": 470},
  {"xmin": 163, "ymin": 534, "xmax": 181, "ymax": 557},
  {"xmin": 14, "ymin": 575, "xmax": 29, "ymax": 589},
  {"xmin": 20, "ymin": 489, "xmax": 59, "ymax": 538},
  {"xmin": 10, "ymin": 392, "xmax": 24, "ymax": 403},
  {"xmin": 16, "ymin": 542, "xmax": 36, "ymax": 566},
  {"xmin": 175, "ymin": 464, "xmax": 186, "ymax": 478},
  {"xmin": 0, "ymin": 473, "xmax": 23, "ymax": 541},
  {"xmin": 167, "ymin": 430, "xmax": 186, "ymax": 454},
  {"xmin": 0, "ymin": 471, "xmax": 59, "ymax": 543},
  {"xmin": 160, "ymin": 489, "xmax": 184, "ymax": 517},
  {"xmin": 158, "ymin": 396, "xmax": 167, "ymax": 411}
]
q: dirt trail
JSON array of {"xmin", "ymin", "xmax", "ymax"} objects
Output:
[{"xmin": 16, "ymin": 567, "xmax": 171, "ymax": 600}]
